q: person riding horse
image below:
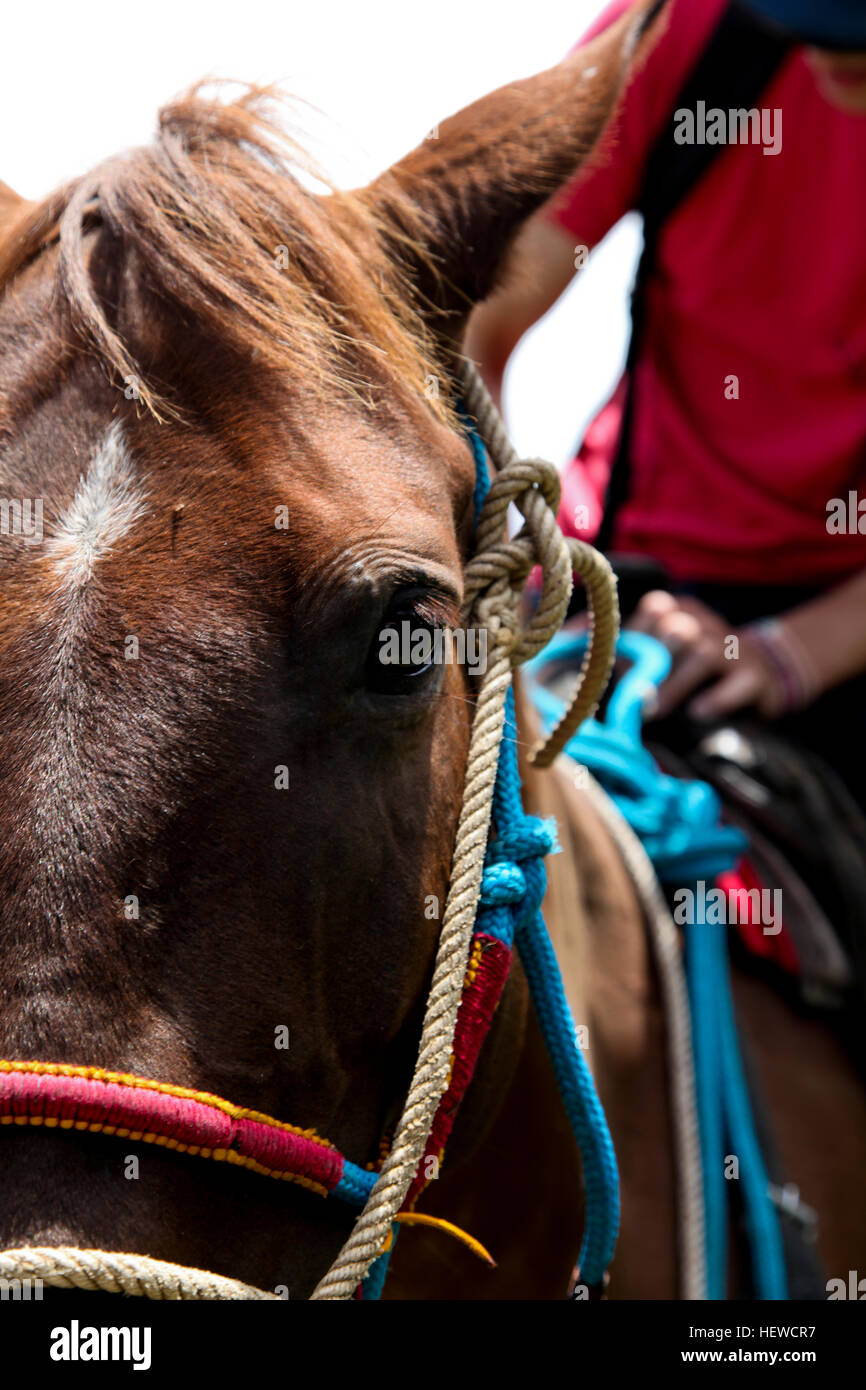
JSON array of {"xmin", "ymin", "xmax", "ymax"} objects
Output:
[{"xmin": 466, "ymin": 0, "xmax": 866, "ymax": 814}]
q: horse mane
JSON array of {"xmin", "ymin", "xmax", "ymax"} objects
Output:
[{"xmin": 0, "ymin": 85, "xmax": 450, "ymax": 423}]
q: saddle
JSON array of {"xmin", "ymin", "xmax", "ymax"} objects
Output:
[{"xmin": 647, "ymin": 714, "xmax": 866, "ymax": 1030}]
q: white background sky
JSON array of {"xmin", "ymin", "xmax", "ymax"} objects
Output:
[{"xmin": 1, "ymin": 0, "xmax": 640, "ymax": 461}]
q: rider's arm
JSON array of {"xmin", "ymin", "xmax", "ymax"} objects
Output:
[
  {"xmin": 463, "ymin": 0, "xmax": 703, "ymax": 406},
  {"xmin": 775, "ymin": 568, "xmax": 866, "ymax": 696}
]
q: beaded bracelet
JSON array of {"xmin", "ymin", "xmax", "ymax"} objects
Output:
[{"xmin": 743, "ymin": 617, "xmax": 820, "ymax": 715}]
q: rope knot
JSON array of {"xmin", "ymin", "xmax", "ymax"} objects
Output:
[
  {"xmin": 476, "ymin": 811, "xmax": 557, "ymax": 943},
  {"xmin": 490, "ymin": 819, "xmax": 557, "ymax": 865},
  {"xmin": 479, "ymin": 861, "xmax": 526, "ymax": 907},
  {"xmin": 463, "ymin": 464, "xmax": 574, "ymax": 670}
]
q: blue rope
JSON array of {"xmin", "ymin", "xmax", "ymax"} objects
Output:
[
  {"xmin": 516, "ymin": 908, "xmax": 621, "ymax": 1285},
  {"xmin": 686, "ymin": 919, "xmax": 727, "ymax": 1298},
  {"xmin": 466, "ymin": 416, "xmax": 621, "ymax": 1289},
  {"xmin": 350, "ymin": 413, "xmax": 620, "ymax": 1298},
  {"xmin": 334, "ymin": 1161, "xmax": 378, "ymax": 1206},
  {"xmin": 459, "ymin": 406, "xmax": 491, "ymax": 524},
  {"xmin": 526, "ymin": 630, "xmax": 746, "ymax": 884},
  {"xmin": 528, "ymin": 627, "xmax": 788, "ymax": 1299}
]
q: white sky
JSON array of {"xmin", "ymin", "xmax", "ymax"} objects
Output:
[{"xmin": 1, "ymin": 0, "xmax": 639, "ymax": 462}]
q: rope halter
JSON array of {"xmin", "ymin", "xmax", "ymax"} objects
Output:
[{"xmin": 311, "ymin": 362, "xmax": 619, "ymax": 1299}]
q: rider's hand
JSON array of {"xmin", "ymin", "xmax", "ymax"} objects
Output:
[{"xmin": 627, "ymin": 591, "xmax": 809, "ymax": 722}]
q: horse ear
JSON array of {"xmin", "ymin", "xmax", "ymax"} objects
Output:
[
  {"xmin": 363, "ymin": 0, "xmax": 664, "ymax": 341},
  {"xmin": 0, "ymin": 181, "xmax": 35, "ymax": 255},
  {"xmin": 0, "ymin": 182, "xmax": 26, "ymax": 231}
]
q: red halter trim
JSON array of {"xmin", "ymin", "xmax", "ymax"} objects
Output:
[
  {"xmin": 0, "ymin": 1060, "xmax": 342, "ymax": 1196},
  {"xmin": 402, "ymin": 932, "xmax": 512, "ymax": 1209},
  {"xmin": 0, "ymin": 933, "xmax": 514, "ymax": 1211}
]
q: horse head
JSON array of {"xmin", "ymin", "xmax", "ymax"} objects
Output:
[{"xmin": 0, "ymin": 3, "xmax": 659, "ymax": 1298}]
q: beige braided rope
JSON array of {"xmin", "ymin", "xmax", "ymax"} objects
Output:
[
  {"xmin": 458, "ymin": 363, "xmax": 619, "ymax": 767},
  {"xmin": 0, "ymin": 1247, "xmax": 278, "ymax": 1299},
  {"xmin": 311, "ymin": 637, "xmax": 515, "ymax": 1298},
  {"xmin": 312, "ymin": 362, "xmax": 619, "ymax": 1298},
  {"xmin": 0, "ymin": 361, "xmax": 619, "ymax": 1300}
]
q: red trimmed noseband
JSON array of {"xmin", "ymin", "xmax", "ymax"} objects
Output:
[
  {"xmin": 0, "ymin": 1060, "xmax": 345, "ymax": 1197},
  {"xmin": 0, "ymin": 931, "xmax": 513, "ymax": 1214}
]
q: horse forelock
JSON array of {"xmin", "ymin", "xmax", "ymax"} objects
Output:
[{"xmin": 0, "ymin": 83, "xmax": 452, "ymax": 429}]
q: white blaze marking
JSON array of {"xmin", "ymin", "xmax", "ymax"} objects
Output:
[{"xmin": 47, "ymin": 421, "xmax": 148, "ymax": 587}]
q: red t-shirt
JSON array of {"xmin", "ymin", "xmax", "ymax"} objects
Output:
[{"xmin": 549, "ymin": 0, "xmax": 866, "ymax": 585}]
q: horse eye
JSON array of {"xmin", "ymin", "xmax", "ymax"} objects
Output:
[{"xmin": 365, "ymin": 607, "xmax": 444, "ymax": 695}]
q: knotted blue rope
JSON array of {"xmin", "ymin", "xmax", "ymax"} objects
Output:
[
  {"xmin": 528, "ymin": 627, "xmax": 788, "ymax": 1299},
  {"xmin": 527, "ymin": 629, "xmax": 745, "ymax": 882},
  {"xmin": 467, "ymin": 418, "xmax": 621, "ymax": 1290}
]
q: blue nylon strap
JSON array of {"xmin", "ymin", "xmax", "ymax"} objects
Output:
[
  {"xmin": 686, "ymin": 918, "xmax": 787, "ymax": 1299},
  {"xmin": 706, "ymin": 920, "xmax": 787, "ymax": 1298}
]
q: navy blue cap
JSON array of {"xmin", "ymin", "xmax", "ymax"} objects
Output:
[{"xmin": 737, "ymin": 0, "xmax": 866, "ymax": 49}]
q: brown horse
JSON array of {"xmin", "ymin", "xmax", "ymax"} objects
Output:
[{"xmin": 0, "ymin": 0, "xmax": 863, "ymax": 1299}]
